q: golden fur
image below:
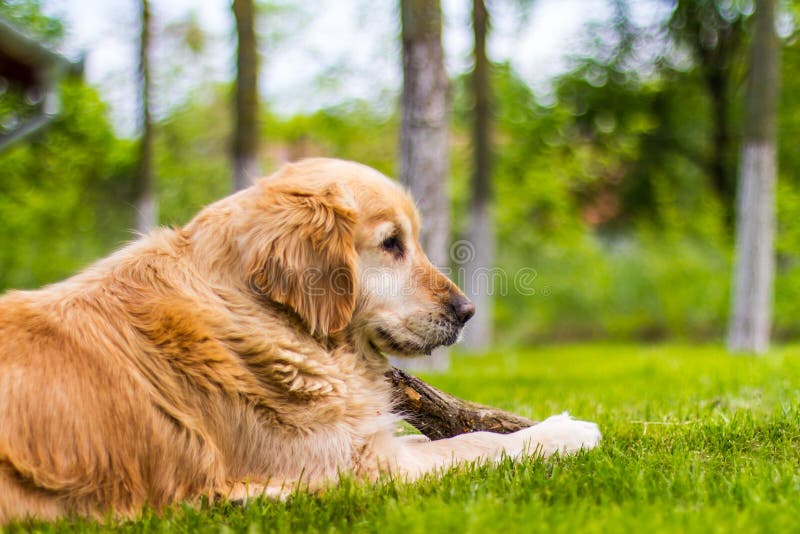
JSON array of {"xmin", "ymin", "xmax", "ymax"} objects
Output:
[{"xmin": 0, "ymin": 158, "xmax": 600, "ymax": 522}]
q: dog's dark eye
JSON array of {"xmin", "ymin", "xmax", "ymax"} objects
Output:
[{"xmin": 381, "ymin": 235, "xmax": 404, "ymax": 257}]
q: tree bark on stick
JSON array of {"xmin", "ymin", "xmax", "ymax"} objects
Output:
[
  {"xmin": 398, "ymin": 0, "xmax": 451, "ymax": 372},
  {"xmin": 387, "ymin": 367, "xmax": 536, "ymax": 440},
  {"xmin": 232, "ymin": 0, "xmax": 259, "ymax": 191},
  {"xmin": 727, "ymin": 0, "xmax": 780, "ymax": 354}
]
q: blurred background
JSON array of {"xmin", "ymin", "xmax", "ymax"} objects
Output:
[{"xmin": 0, "ymin": 0, "xmax": 798, "ymax": 358}]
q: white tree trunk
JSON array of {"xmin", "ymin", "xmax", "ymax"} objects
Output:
[
  {"xmin": 727, "ymin": 0, "xmax": 779, "ymax": 355},
  {"xmin": 728, "ymin": 142, "xmax": 776, "ymax": 353},
  {"xmin": 232, "ymin": 0, "xmax": 259, "ymax": 191},
  {"xmin": 136, "ymin": 191, "xmax": 157, "ymax": 235},
  {"xmin": 395, "ymin": 0, "xmax": 450, "ymax": 372},
  {"xmin": 135, "ymin": 0, "xmax": 156, "ymax": 234},
  {"xmin": 462, "ymin": 201, "xmax": 494, "ymax": 350},
  {"xmin": 461, "ymin": 0, "xmax": 493, "ymax": 352},
  {"xmin": 234, "ymin": 153, "xmax": 260, "ymax": 191}
]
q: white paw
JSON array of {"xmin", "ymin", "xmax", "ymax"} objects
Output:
[
  {"xmin": 514, "ymin": 412, "xmax": 601, "ymax": 458},
  {"xmin": 224, "ymin": 481, "xmax": 293, "ymax": 504}
]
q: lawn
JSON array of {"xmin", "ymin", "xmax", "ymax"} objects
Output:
[{"xmin": 7, "ymin": 344, "xmax": 800, "ymax": 533}]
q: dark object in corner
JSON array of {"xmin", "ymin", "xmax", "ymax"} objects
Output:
[{"xmin": 0, "ymin": 18, "xmax": 83, "ymax": 150}]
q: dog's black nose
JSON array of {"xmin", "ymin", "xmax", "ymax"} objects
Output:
[{"xmin": 450, "ymin": 294, "xmax": 476, "ymax": 325}]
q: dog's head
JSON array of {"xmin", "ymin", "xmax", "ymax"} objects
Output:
[{"xmin": 226, "ymin": 158, "xmax": 474, "ymax": 357}]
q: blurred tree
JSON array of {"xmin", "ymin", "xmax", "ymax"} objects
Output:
[
  {"xmin": 0, "ymin": 80, "xmax": 136, "ymax": 290},
  {"xmin": 232, "ymin": 0, "xmax": 259, "ymax": 190},
  {"xmin": 774, "ymin": 5, "xmax": 800, "ymax": 338},
  {"xmin": 155, "ymin": 11, "xmax": 209, "ymax": 112},
  {"xmin": 3, "ymin": 0, "xmax": 800, "ymax": 346},
  {"xmin": 399, "ymin": 0, "xmax": 450, "ymax": 370},
  {"xmin": 462, "ymin": 0, "xmax": 494, "ymax": 351},
  {"xmin": 668, "ymin": 0, "xmax": 747, "ymax": 221},
  {"xmin": 549, "ymin": 0, "xmax": 749, "ymax": 231},
  {"xmin": 728, "ymin": 0, "xmax": 780, "ymax": 354},
  {"xmin": 136, "ymin": 0, "xmax": 156, "ymax": 233},
  {"xmin": 155, "ymin": 86, "xmax": 232, "ymax": 227},
  {"xmin": 0, "ymin": 0, "xmax": 63, "ymax": 44},
  {"xmin": 0, "ymin": 1, "xmax": 135, "ymax": 292}
]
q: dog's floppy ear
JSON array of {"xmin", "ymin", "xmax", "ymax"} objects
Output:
[{"xmin": 242, "ymin": 182, "xmax": 358, "ymax": 336}]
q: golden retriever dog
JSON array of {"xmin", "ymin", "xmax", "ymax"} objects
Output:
[{"xmin": 0, "ymin": 158, "xmax": 600, "ymax": 522}]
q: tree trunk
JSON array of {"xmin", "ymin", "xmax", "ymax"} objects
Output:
[
  {"xmin": 232, "ymin": 0, "xmax": 259, "ymax": 191},
  {"xmin": 728, "ymin": 0, "xmax": 780, "ymax": 354},
  {"xmin": 136, "ymin": 0, "xmax": 156, "ymax": 234},
  {"xmin": 397, "ymin": 0, "xmax": 450, "ymax": 372},
  {"xmin": 462, "ymin": 0, "xmax": 493, "ymax": 352},
  {"xmin": 387, "ymin": 367, "xmax": 536, "ymax": 440},
  {"xmin": 670, "ymin": 2, "xmax": 744, "ymax": 224},
  {"xmin": 708, "ymin": 68, "xmax": 732, "ymax": 212}
]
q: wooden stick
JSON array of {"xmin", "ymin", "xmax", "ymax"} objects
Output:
[{"xmin": 386, "ymin": 367, "xmax": 537, "ymax": 440}]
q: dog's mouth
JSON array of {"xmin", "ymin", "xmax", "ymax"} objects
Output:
[{"xmin": 372, "ymin": 324, "xmax": 461, "ymax": 357}]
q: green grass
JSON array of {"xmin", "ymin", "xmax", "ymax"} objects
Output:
[{"xmin": 7, "ymin": 344, "xmax": 800, "ymax": 533}]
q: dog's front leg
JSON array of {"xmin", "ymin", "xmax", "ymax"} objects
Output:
[
  {"xmin": 389, "ymin": 413, "xmax": 601, "ymax": 480},
  {"xmin": 216, "ymin": 480, "xmax": 299, "ymax": 504}
]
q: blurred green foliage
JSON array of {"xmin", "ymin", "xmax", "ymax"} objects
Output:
[
  {"xmin": 0, "ymin": 0, "xmax": 63, "ymax": 44},
  {"xmin": 0, "ymin": 81, "xmax": 136, "ymax": 289},
  {"xmin": 1, "ymin": 0, "xmax": 799, "ymax": 342}
]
